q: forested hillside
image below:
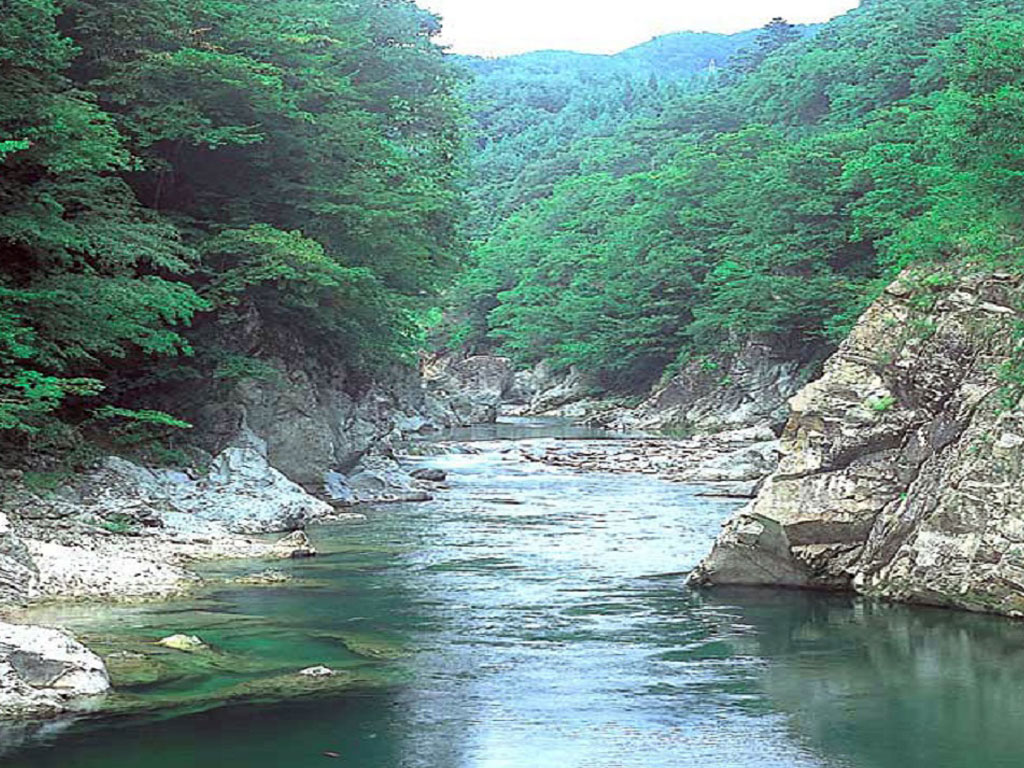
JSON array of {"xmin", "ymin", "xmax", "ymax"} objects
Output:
[
  {"xmin": 0, "ymin": 0, "xmax": 461, "ymax": 448},
  {"xmin": 8, "ymin": 0, "xmax": 1024, "ymax": 455},
  {"xmin": 448, "ymin": 0, "xmax": 1024, "ymax": 394},
  {"xmin": 457, "ymin": 30, "xmax": 763, "ymax": 239}
]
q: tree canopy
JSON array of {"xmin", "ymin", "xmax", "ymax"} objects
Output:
[
  {"xmin": 445, "ymin": 0, "xmax": 1024, "ymax": 390},
  {"xmin": 1, "ymin": 0, "xmax": 462, "ymax": 439}
]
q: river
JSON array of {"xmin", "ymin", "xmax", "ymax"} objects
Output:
[{"xmin": 5, "ymin": 420, "xmax": 1024, "ymax": 767}]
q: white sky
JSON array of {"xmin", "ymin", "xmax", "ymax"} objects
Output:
[{"xmin": 421, "ymin": 0, "xmax": 861, "ymax": 57}]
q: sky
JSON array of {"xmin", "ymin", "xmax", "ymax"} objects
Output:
[{"xmin": 420, "ymin": 0, "xmax": 861, "ymax": 57}]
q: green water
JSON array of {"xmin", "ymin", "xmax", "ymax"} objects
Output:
[{"xmin": 4, "ymin": 426, "xmax": 1024, "ymax": 767}]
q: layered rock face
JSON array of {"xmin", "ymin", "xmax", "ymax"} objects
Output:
[
  {"xmin": 629, "ymin": 341, "xmax": 818, "ymax": 434},
  {"xmin": 0, "ymin": 512, "xmax": 37, "ymax": 603},
  {"xmin": 692, "ymin": 273, "xmax": 1024, "ymax": 616},
  {"xmin": 423, "ymin": 354, "xmax": 514, "ymax": 425}
]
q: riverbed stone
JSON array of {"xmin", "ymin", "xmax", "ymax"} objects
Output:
[
  {"xmin": 275, "ymin": 530, "xmax": 316, "ymax": 559},
  {"xmin": 157, "ymin": 634, "xmax": 207, "ymax": 652}
]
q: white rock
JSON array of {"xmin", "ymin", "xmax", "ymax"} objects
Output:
[
  {"xmin": 0, "ymin": 622, "xmax": 110, "ymax": 718},
  {"xmin": 157, "ymin": 634, "xmax": 206, "ymax": 652},
  {"xmin": 298, "ymin": 665, "xmax": 335, "ymax": 678}
]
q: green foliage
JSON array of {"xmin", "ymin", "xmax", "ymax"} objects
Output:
[
  {"xmin": 210, "ymin": 354, "xmax": 282, "ymax": 384},
  {"xmin": 867, "ymin": 395, "xmax": 898, "ymax": 413},
  {"xmin": 447, "ymin": 1, "xmax": 1024, "ymax": 392},
  {"xmin": 1, "ymin": 0, "xmax": 462, "ymax": 446},
  {"xmin": 457, "ymin": 31, "xmax": 759, "ymax": 242},
  {"xmin": 91, "ymin": 406, "xmax": 192, "ymax": 430},
  {"xmin": 997, "ymin": 320, "xmax": 1024, "ymax": 411},
  {"xmin": 21, "ymin": 470, "xmax": 71, "ymax": 494}
]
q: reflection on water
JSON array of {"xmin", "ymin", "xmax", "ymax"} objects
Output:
[
  {"xmin": 712, "ymin": 589, "xmax": 1024, "ymax": 768},
  {"xmin": 5, "ymin": 432, "xmax": 1024, "ymax": 768}
]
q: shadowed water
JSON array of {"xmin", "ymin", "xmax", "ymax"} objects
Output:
[{"xmin": 5, "ymin": 422, "xmax": 1024, "ymax": 767}]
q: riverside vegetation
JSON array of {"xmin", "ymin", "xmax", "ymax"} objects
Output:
[{"xmin": 4, "ymin": 0, "xmax": 1024, "ymax": 750}]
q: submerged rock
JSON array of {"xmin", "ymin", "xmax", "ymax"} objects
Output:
[
  {"xmin": 157, "ymin": 634, "xmax": 207, "ymax": 652},
  {"xmin": 0, "ymin": 622, "xmax": 110, "ymax": 718},
  {"xmin": 231, "ymin": 569, "xmax": 291, "ymax": 586}
]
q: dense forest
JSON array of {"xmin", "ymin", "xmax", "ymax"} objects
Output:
[
  {"xmin": 0, "ymin": 0, "xmax": 461, "ymax": 445},
  {"xmin": 446, "ymin": 0, "xmax": 1024, "ymax": 392},
  {"xmin": 5, "ymin": 0, "xmax": 1024, "ymax": 452},
  {"xmin": 457, "ymin": 29, "xmax": 762, "ymax": 239}
]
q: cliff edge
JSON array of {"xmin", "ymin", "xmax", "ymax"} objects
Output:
[{"xmin": 692, "ymin": 271, "xmax": 1024, "ymax": 616}]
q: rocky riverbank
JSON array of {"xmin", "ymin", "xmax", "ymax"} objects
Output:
[
  {"xmin": 691, "ymin": 271, "xmax": 1024, "ymax": 617},
  {"xmin": 0, "ymin": 424, "xmax": 448, "ymax": 719}
]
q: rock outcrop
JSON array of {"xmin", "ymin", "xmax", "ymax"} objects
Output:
[
  {"xmin": 0, "ymin": 512, "xmax": 37, "ymax": 604},
  {"xmin": 524, "ymin": 363, "xmax": 597, "ymax": 415},
  {"xmin": 0, "ymin": 622, "xmax": 110, "ymax": 718},
  {"xmin": 502, "ymin": 342, "xmax": 820, "ymax": 434},
  {"xmin": 692, "ymin": 272, "xmax": 1024, "ymax": 616},
  {"xmin": 0, "ymin": 431, "xmax": 376, "ymax": 603},
  {"xmin": 10, "ymin": 432, "xmax": 336, "ymax": 538},
  {"xmin": 160, "ymin": 310, "xmax": 449, "ymax": 490},
  {"xmin": 623, "ymin": 340, "xmax": 819, "ymax": 434},
  {"xmin": 423, "ymin": 354, "xmax": 514, "ymax": 425},
  {"xmin": 198, "ymin": 359, "xmax": 443, "ymax": 489}
]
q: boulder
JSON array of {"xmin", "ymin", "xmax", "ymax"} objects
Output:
[
  {"xmin": 0, "ymin": 622, "xmax": 110, "ymax": 718},
  {"xmin": 189, "ymin": 434, "xmax": 335, "ymax": 533},
  {"xmin": 424, "ymin": 355, "xmax": 514, "ymax": 425},
  {"xmin": 343, "ymin": 454, "xmax": 432, "ymax": 504},
  {"xmin": 275, "ymin": 530, "xmax": 316, "ymax": 559},
  {"xmin": 411, "ymin": 468, "xmax": 447, "ymax": 482}
]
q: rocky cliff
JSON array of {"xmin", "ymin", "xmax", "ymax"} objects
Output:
[
  {"xmin": 692, "ymin": 271, "xmax": 1024, "ymax": 617},
  {"xmin": 194, "ymin": 356, "xmax": 444, "ymax": 489},
  {"xmin": 139, "ymin": 308, "xmax": 453, "ymax": 491},
  {"xmin": 627, "ymin": 340, "xmax": 820, "ymax": 434},
  {"xmin": 502, "ymin": 342, "xmax": 822, "ymax": 435}
]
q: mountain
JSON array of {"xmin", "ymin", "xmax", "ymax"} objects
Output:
[{"xmin": 455, "ymin": 28, "xmax": 779, "ymax": 240}]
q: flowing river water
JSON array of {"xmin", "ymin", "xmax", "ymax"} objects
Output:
[{"xmin": 5, "ymin": 419, "xmax": 1024, "ymax": 767}]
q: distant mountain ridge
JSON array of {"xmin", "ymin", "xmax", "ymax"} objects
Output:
[
  {"xmin": 457, "ymin": 29, "xmax": 760, "ymax": 80},
  {"xmin": 456, "ymin": 25, "xmax": 816, "ymax": 239},
  {"xmin": 458, "ymin": 25, "xmax": 819, "ymax": 79}
]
